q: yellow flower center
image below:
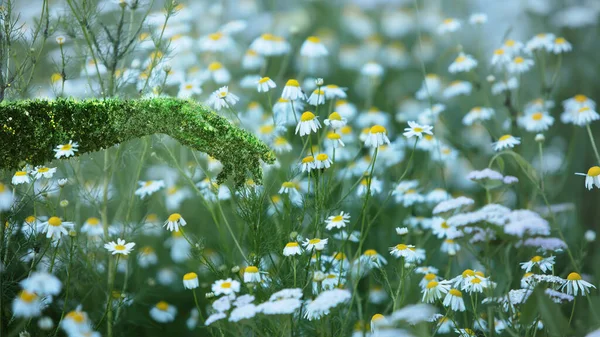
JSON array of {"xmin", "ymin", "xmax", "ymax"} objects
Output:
[
  {"xmin": 302, "ymin": 156, "xmax": 315, "ymax": 163},
  {"xmin": 61, "ymin": 144, "xmax": 72, "ymax": 151},
  {"xmin": 286, "ymin": 79, "xmax": 300, "ymax": 87},
  {"xmin": 309, "ymin": 238, "xmax": 321, "ymax": 245},
  {"xmin": 341, "ymin": 126, "xmax": 352, "ymax": 134},
  {"xmin": 301, "ymin": 111, "xmax": 316, "ymax": 121},
  {"xmin": 25, "ymin": 216, "xmax": 36, "ymax": 223},
  {"xmin": 142, "ymin": 246, "xmax": 154, "ymax": 254},
  {"xmin": 144, "ymin": 181, "xmax": 153, "ymax": 186},
  {"xmin": 494, "ymin": 49, "xmax": 505, "ymax": 55},
  {"xmin": 555, "ymin": 37, "xmax": 566, "ymax": 44},
  {"xmin": 531, "ymin": 112, "xmax": 543, "ymax": 121},
  {"xmin": 371, "ymin": 313, "xmax": 385, "ymax": 322},
  {"xmin": 504, "ymin": 39, "xmax": 515, "ymax": 47},
  {"xmin": 307, "ymin": 36, "xmax": 321, "ymax": 43},
  {"xmin": 246, "ymin": 266, "xmax": 258, "ymax": 273},
  {"xmin": 221, "ymin": 282, "xmax": 232, "ymax": 289},
  {"xmin": 184, "ymin": 84, "xmax": 193, "ymax": 90},
  {"xmin": 588, "ymin": 166, "xmax": 600, "ymax": 177},
  {"xmin": 66, "ymin": 311, "xmax": 86, "ymax": 323},
  {"xmin": 146, "ymin": 214, "xmax": 158, "ymax": 222},
  {"xmin": 443, "ymin": 18, "xmax": 454, "ymax": 24},
  {"xmin": 333, "ymin": 252, "xmax": 345, "ymax": 260},
  {"xmin": 455, "ymin": 55, "xmax": 466, "ymax": 63},
  {"xmin": 51, "ymin": 73, "xmax": 62, "ymax": 83},
  {"xmin": 475, "ymin": 271, "xmax": 485, "ymax": 277},
  {"xmin": 449, "ymin": 289, "xmax": 463, "ymax": 297},
  {"xmin": 156, "ymin": 301, "xmax": 169, "ymax": 311},
  {"xmin": 426, "ymin": 281, "xmax": 439, "ymax": 289},
  {"xmin": 531, "ymin": 256, "xmax": 542, "ymax": 262},
  {"xmin": 370, "ymin": 125, "xmax": 386, "ymax": 134},
  {"xmin": 208, "ymin": 62, "xmax": 222, "ymax": 71},
  {"xmin": 364, "ymin": 249, "xmax": 377, "ymax": 256},
  {"xmin": 259, "ymin": 124, "xmax": 275, "ymax": 134},
  {"xmin": 514, "ymin": 56, "xmax": 524, "ymax": 64},
  {"xmin": 327, "ymin": 132, "xmax": 341, "ymax": 140},
  {"xmin": 471, "ymin": 278, "xmax": 482, "ymax": 284},
  {"xmin": 425, "ymin": 273, "xmax": 437, "ymax": 281},
  {"xmin": 19, "ymin": 290, "xmax": 37, "ymax": 303},
  {"xmin": 578, "ymin": 106, "xmax": 591, "ymax": 113},
  {"xmin": 567, "ymin": 272, "xmax": 582, "ymax": 281},
  {"xmin": 316, "ymin": 153, "xmax": 328, "ymax": 161},
  {"xmin": 168, "ymin": 213, "xmax": 181, "ymax": 222},
  {"xmin": 328, "ymin": 112, "xmax": 342, "ymax": 121},
  {"xmin": 424, "ymin": 134, "xmax": 433, "ymax": 140},
  {"xmin": 184, "ymin": 272, "xmax": 198, "ymax": 280},
  {"xmin": 462, "ymin": 269, "xmax": 475, "ymax": 278},
  {"xmin": 114, "ymin": 244, "xmax": 126, "ymax": 251},
  {"xmin": 286, "ymin": 242, "xmax": 299, "ymax": 247},
  {"xmin": 413, "ymin": 127, "xmax": 423, "ymax": 132},
  {"xmin": 258, "ymin": 77, "xmax": 271, "ymax": 84},
  {"xmin": 332, "ymin": 215, "xmax": 344, "ymax": 222},
  {"xmin": 48, "ymin": 216, "xmax": 62, "ymax": 227},
  {"xmin": 396, "ymin": 244, "xmax": 408, "ymax": 250},
  {"xmin": 524, "ymin": 272, "xmax": 534, "ymax": 278},
  {"xmin": 87, "ymin": 217, "xmax": 100, "ymax": 225},
  {"xmin": 209, "ymin": 32, "xmax": 223, "ymax": 41},
  {"xmin": 575, "ymin": 94, "xmax": 588, "ymax": 102},
  {"xmin": 499, "ymin": 134, "xmax": 512, "ymax": 141},
  {"xmin": 441, "ymin": 222, "xmax": 449, "ymax": 229},
  {"xmin": 15, "ymin": 171, "xmax": 27, "ymax": 176},
  {"xmin": 37, "ymin": 167, "xmax": 49, "ymax": 173}
]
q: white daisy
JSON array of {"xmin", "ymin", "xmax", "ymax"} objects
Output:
[
  {"xmin": 325, "ymin": 211, "xmax": 350, "ymax": 230},
  {"xmin": 507, "ymin": 56, "xmax": 534, "ymax": 74},
  {"xmin": 561, "ymin": 272, "xmax": 596, "ymax": 296},
  {"xmin": 54, "ymin": 140, "xmax": 79, "ymax": 159},
  {"xmin": 12, "ymin": 170, "xmax": 30, "ymax": 185},
  {"xmin": 150, "ymin": 301, "xmax": 177, "ymax": 323},
  {"xmin": 206, "ymin": 86, "xmax": 240, "ymax": 111},
  {"xmin": 576, "ymin": 166, "xmax": 600, "ymax": 190},
  {"xmin": 518, "ymin": 111, "xmax": 554, "ymax": 132},
  {"xmin": 403, "ymin": 121, "xmax": 433, "ymax": 139},
  {"xmin": 41, "ymin": 216, "xmax": 72, "ymax": 239},
  {"xmin": 364, "ymin": 125, "xmax": 391, "ymax": 148},
  {"xmin": 323, "ymin": 112, "xmax": 347, "ymax": 130},
  {"xmin": 33, "ymin": 166, "xmax": 57, "ymax": 179},
  {"xmin": 493, "ymin": 134, "xmax": 521, "ymax": 151},
  {"xmin": 300, "ymin": 36, "xmax": 328, "ymax": 58},
  {"xmin": 104, "ymin": 238, "xmax": 136, "ymax": 255},
  {"xmin": 212, "ymin": 278, "xmax": 241, "ymax": 296},
  {"xmin": 135, "ymin": 180, "xmax": 165, "ymax": 198},
  {"xmin": 443, "ymin": 289, "xmax": 466, "ymax": 311},
  {"xmin": 307, "ymin": 89, "xmax": 326, "ymax": 106},
  {"xmin": 448, "ymin": 53, "xmax": 477, "ymax": 73},
  {"xmin": 257, "ymin": 76, "xmax": 276, "ymax": 92},
  {"xmin": 281, "ymin": 79, "xmax": 305, "ymax": 100},
  {"xmin": 164, "ymin": 213, "xmax": 187, "ymax": 232},
  {"xmin": 283, "ymin": 242, "xmax": 302, "ymax": 256},
  {"xmin": 295, "ymin": 111, "xmax": 321, "ymax": 136},
  {"xmin": 303, "ymin": 238, "xmax": 328, "ymax": 251}
]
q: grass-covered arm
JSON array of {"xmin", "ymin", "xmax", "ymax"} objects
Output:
[{"xmin": 0, "ymin": 98, "xmax": 275, "ymax": 186}]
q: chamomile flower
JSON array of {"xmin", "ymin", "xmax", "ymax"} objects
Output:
[
  {"xmin": 491, "ymin": 48, "xmax": 511, "ymax": 66},
  {"xmin": 198, "ymin": 32, "xmax": 235, "ymax": 53},
  {"xmin": 138, "ymin": 246, "xmax": 158, "ymax": 268},
  {"xmin": 182, "ymin": 272, "xmax": 199, "ymax": 289},
  {"xmin": 441, "ymin": 239, "xmax": 461, "ymax": 256},
  {"xmin": 438, "ymin": 18, "xmax": 461, "ymax": 34},
  {"xmin": 206, "ymin": 62, "xmax": 230, "ymax": 84},
  {"xmin": 577, "ymin": 166, "xmax": 600, "ymax": 190},
  {"xmin": 300, "ymin": 156, "xmax": 316, "ymax": 172},
  {"xmin": 389, "ymin": 243, "xmax": 417, "ymax": 260},
  {"xmin": 507, "ymin": 56, "xmax": 534, "ymax": 74},
  {"xmin": 303, "ymin": 238, "xmax": 328, "ymax": 251},
  {"xmin": 561, "ymin": 272, "xmax": 596, "ymax": 296},
  {"xmin": 323, "ymin": 84, "xmax": 347, "ymax": 100},
  {"xmin": 20, "ymin": 272, "xmax": 62, "ymax": 296},
  {"xmin": 518, "ymin": 111, "xmax": 554, "ymax": 132},
  {"xmin": 469, "ymin": 13, "xmax": 488, "ymax": 24},
  {"xmin": 448, "ymin": 53, "xmax": 478, "ymax": 73},
  {"xmin": 281, "ymin": 79, "xmax": 305, "ymax": 100},
  {"xmin": 257, "ymin": 76, "xmax": 276, "ymax": 92},
  {"xmin": 571, "ymin": 106, "xmax": 600, "ymax": 126},
  {"xmin": 300, "ymin": 36, "xmax": 328, "ymax": 57},
  {"xmin": 12, "ymin": 170, "xmax": 30, "ymax": 185},
  {"xmin": 296, "ymin": 111, "xmax": 321, "ymax": 136},
  {"xmin": 526, "ymin": 33, "xmax": 555, "ymax": 52},
  {"xmin": 463, "ymin": 107, "xmax": 495, "ymax": 125},
  {"xmin": 12, "ymin": 290, "xmax": 42, "ymax": 318},
  {"xmin": 244, "ymin": 266, "xmax": 261, "ymax": 283},
  {"xmin": 212, "ymin": 278, "xmax": 241, "ymax": 296},
  {"xmin": 443, "ymin": 81, "xmax": 473, "ymax": 98},
  {"xmin": 403, "ymin": 121, "xmax": 433, "ymax": 139},
  {"xmin": 135, "ymin": 180, "xmax": 165, "ymax": 198},
  {"xmin": 520, "ymin": 256, "xmax": 555, "ymax": 273},
  {"xmin": 308, "ymin": 89, "xmax": 326, "ymax": 106},
  {"xmin": 104, "ymin": 238, "xmax": 135, "ymax": 255},
  {"xmin": 33, "ymin": 166, "xmax": 57, "ymax": 179},
  {"xmin": 324, "ymin": 112, "xmax": 347, "ymax": 129},
  {"xmin": 548, "ymin": 37, "xmax": 572, "ymax": 54},
  {"xmin": 364, "ymin": 125, "xmax": 391, "ymax": 148},
  {"xmin": 325, "ymin": 211, "xmax": 350, "ymax": 230},
  {"xmin": 164, "ymin": 213, "xmax": 187, "ymax": 232},
  {"xmin": 493, "ymin": 134, "xmax": 521, "ymax": 151},
  {"xmin": 150, "ymin": 301, "xmax": 177, "ymax": 323},
  {"xmin": 250, "ymin": 33, "xmax": 290, "ymax": 56},
  {"xmin": 326, "ymin": 132, "xmax": 345, "ymax": 148},
  {"xmin": 283, "ymin": 242, "xmax": 302, "ymax": 256},
  {"xmin": 315, "ymin": 153, "xmax": 332, "ymax": 169},
  {"xmin": 361, "ymin": 249, "xmax": 388, "ymax": 268},
  {"xmin": 53, "ymin": 140, "xmax": 79, "ymax": 159},
  {"xmin": 42, "ymin": 216, "xmax": 72, "ymax": 239},
  {"xmin": 206, "ymin": 86, "xmax": 239, "ymax": 111},
  {"xmin": 361, "ymin": 61, "xmax": 385, "ymax": 78},
  {"xmin": 422, "ymin": 280, "xmax": 451, "ymax": 303},
  {"xmin": 443, "ymin": 289, "xmax": 466, "ymax": 311},
  {"xmin": 503, "ymin": 39, "xmax": 524, "ymax": 54},
  {"xmin": 563, "ymin": 94, "xmax": 596, "ymax": 112}
]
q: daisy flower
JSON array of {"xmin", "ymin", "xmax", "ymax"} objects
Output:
[
  {"xmin": 135, "ymin": 180, "xmax": 165, "ymax": 198},
  {"xmin": 42, "ymin": 216, "xmax": 72, "ymax": 239},
  {"xmin": 361, "ymin": 61, "xmax": 385, "ymax": 78},
  {"xmin": 177, "ymin": 80, "xmax": 202, "ymax": 98},
  {"xmin": 257, "ymin": 76, "xmax": 276, "ymax": 92},
  {"xmin": 199, "ymin": 32, "xmax": 235, "ymax": 53},
  {"xmin": 441, "ymin": 239, "xmax": 461, "ymax": 256},
  {"xmin": 389, "ymin": 243, "xmax": 417, "ymax": 260},
  {"xmin": 507, "ymin": 56, "xmax": 534, "ymax": 74},
  {"xmin": 503, "ymin": 39, "xmax": 524, "ymax": 54},
  {"xmin": 20, "ymin": 272, "xmax": 62, "ymax": 296},
  {"xmin": 443, "ymin": 81, "xmax": 473, "ymax": 98},
  {"xmin": 12, "ymin": 290, "xmax": 42, "ymax": 318},
  {"xmin": 520, "ymin": 256, "xmax": 555, "ymax": 273},
  {"xmin": 300, "ymin": 36, "xmax": 328, "ymax": 57},
  {"xmin": 323, "ymin": 84, "xmax": 347, "ymax": 99},
  {"xmin": 326, "ymin": 132, "xmax": 345, "ymax": 148},
  {"xmin": 491, "ymin": 48, "xmax": 510, "ymax": 66},
  {"xmin": 303, "ymin": 238, "xmax": 328, "ymax": 251},
  {"xmin": 422, "ymin": 280, "xmax": 451, "ymax": 303},
  {"xmin": 206, "ymin": 62, "xmax": 230, "ymax": 84},
  {"xmin": 548, "ymin": 37, "xmax": 572, "ymax": 54},
  {"xmin": 361, "ymin": 249, "xmax": 388, "ymax": 268},
  {"xmin": 443, "ymin": 289, "xmax": 466, "ymax": 311},
  {"xmin": 307, "ymin": 89, "xmax": 326, "ymax": 106},
  {"xmin": 182, "ymin": 272, "xmax": 199, "ymax": 289},
  {"xmin": 33, "ymin": 166, "xmax": 57, "ymax": 179},
  {"xmin": 526, "ymin": 33, "xmax": 555, "ymax": 52},
  {"xmin": 325, "ymin": 211, "xmax": 350, "ymax": 230},
  {"xmin": 12, "ymin": 170, "xmax": 30, "ymax": 185},
  {"xmin": 577, "ymin": 166, "xmax": 600, "ymax": 190},
  {"xmin": 281, "ymin": 79, "xmax": 305, "ymax": 100},
  {"xmin": 469, "ymin": 13, "xmax": 488, "ymax": 24},
  {"xmin": 300, "ymin": 156, "xmax": 316, "ymax": 172},
  {"xmin": 150, "ymin": 301, "xmax": 177, "ymax": 323},
  {"xmin": 324, "ymin": 112, "xmax": 347, "ymax": 129},
  {"xmin": 448, "ymin": 53, "xmax": 477, "ymax": 73},
  {"xmin": 206, "ymin": 86, "xmax": 239, "ymax": 111},
  {"xmin": 437, "ymin": 18, "xmax": 461, "ymax": 34},
  {"xmin": 53, "ymin": 140, "xmax": 79, "ymax": 159},
  {"xmin": 364, "ymin": 125, "xmax": 391, "ymax": 148},
  {"xmin": 243, "ymin": 266, "xmax": 261, "ymax": 283},
  {"xmin": 493, "ymin": 134, "xmax": 521, "ymax": 151},
  {"xmin": 164, "ymin": 213, "xmax": 187, "ymax": 232},
  {"xmin": 212, "ymin": 278, "xmax": 241, "ymax": 296},
  {"xmin": 283, "ymin": 242, "xmax": 302, "ymax": 256},
  {"xmin": 571, "ymin": 106, "xmax": 600, "ymax": 126},
  {"xmin": 104, "ymin": 238, "xmax": 136, "ymax": 255},
  {"xmin": 463, "ymin": 107, "xmax": 495, "ymax": 125},
  {"xmin": 518, "ymin": 111, "xmax": 554, "ymax": 132},
  {"xmin": 403, "ymin": 121, "xmax": 433, "ymax": 139},
  {"xmin": 295, "ymin": 111, "xmax": 321, "ymax": 136},
  {"xmin": 314, "ymin": 153, "xmax": 332, "ymax": 169},
  {"xmin": 561, "ymin": 272, "xmax": 596, "ymax": 296},
  {"xmin": 563, "ymin": 94, "xmax": 596, "ymax": 112}
]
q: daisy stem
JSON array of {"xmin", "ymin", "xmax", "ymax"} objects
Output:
[
  {"xmin": 538, "ymin": 142, "xmax": 545, "ymax": 192},
  {"xmin": 585, "ymin": 124, "xmax": 600, "ymax": 165},
  {"xmin": 192, "ymin": 289, "xmax": 206, "ymax": 325},
  {"xmin": 48, "ymin": 238, "xmax": 60, "ymax": 273},
  {"xmin": 568, "ymin": 297, "xmax": 576, "ymax": 326},
  {"xmin": 293, "ymin": 258, "xmax": 297, "ymax": 287},
  {"xmin": 216, "ymin": 201, "xmax": 249, "ymax": 264},
  {"xmin": 54, "ymin": 236, "xmax": 75, "ymax": 337}
]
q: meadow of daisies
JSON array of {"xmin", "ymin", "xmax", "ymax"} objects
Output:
[{"xmin": 2, "ymin": 0, "xmax": 600, "ymax": 336}]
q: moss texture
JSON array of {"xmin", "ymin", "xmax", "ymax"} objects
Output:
[{"xmin": 0, "ymin": 98, "xmax": 275, "ymax": 186}]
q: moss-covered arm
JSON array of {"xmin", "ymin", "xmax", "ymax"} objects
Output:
[{"xmin": 0, "ymin": 98, "xmax": 275, "ymax": 186}]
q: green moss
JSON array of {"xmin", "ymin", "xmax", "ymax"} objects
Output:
[{"xmin": 0, "ymin": 98, "xmax": 275, "ymax": 186}]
